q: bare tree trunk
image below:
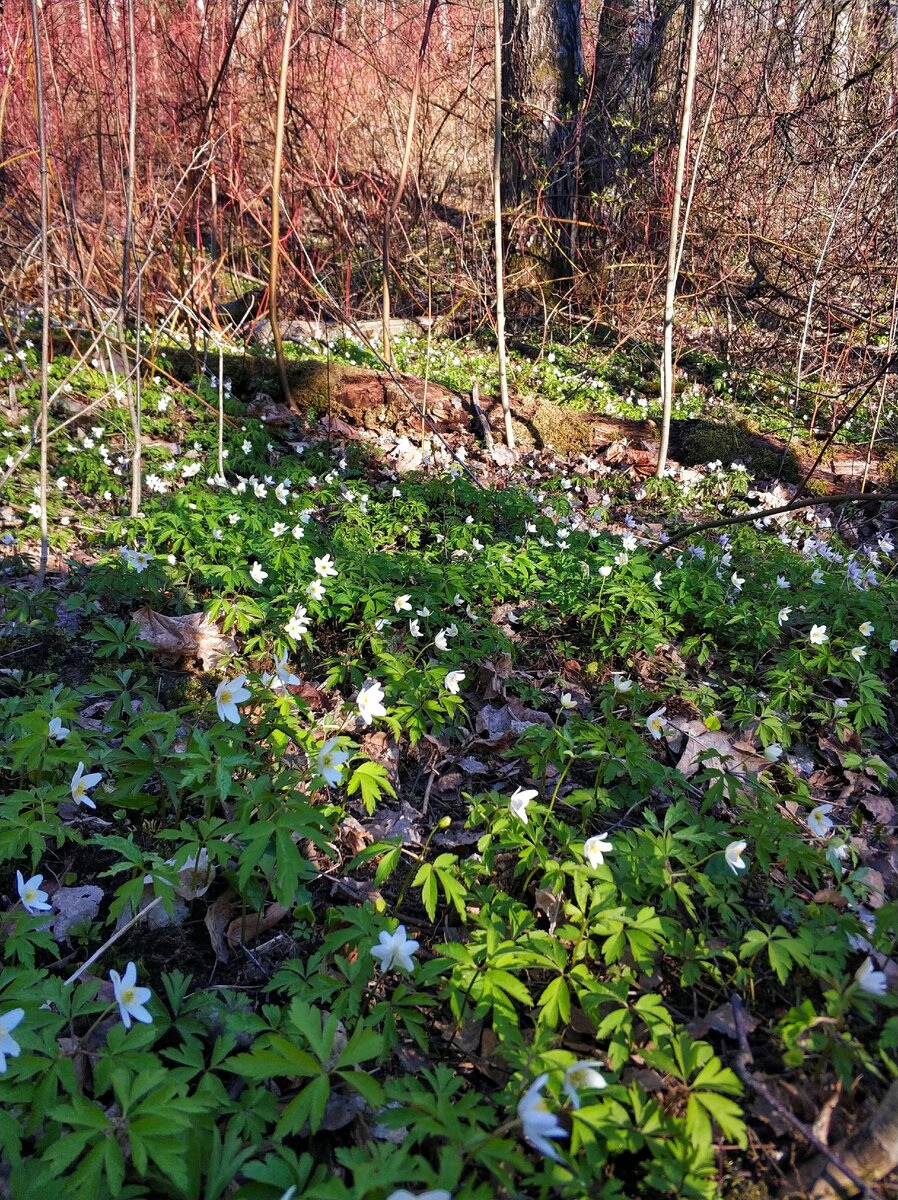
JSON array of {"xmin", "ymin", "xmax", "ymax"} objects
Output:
[
  {"xmin": 120, "ymin": 0, "xmax": 142, "ymax": 519},
  {"xmin": 28, "ymin": 0, "xmax": 50, "ymax": 589},
  {"xmin": 501, "ymin": 0, "xmax": 583, "ymax": 284},
  {"xmin": 656, "ymin": 0, "xmax": 702, "ymax": 479},
  {"xmin": 493, "ymin": 0, "xmax": 514, "ymax": 449},
  {"xmin": 381, "ymin": 0, "xmax": 440, "ymax": 367},
  {"xmin": 589, "ymin": 0, "xmax": 678, "ymax": 227},
  {"xmin": 270, "ymin": 0, "xmax": 296, "ymax": 403}
]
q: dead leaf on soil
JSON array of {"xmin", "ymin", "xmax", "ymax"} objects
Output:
[
  {"xmin": 458, "ymin": 756, "xmax": 488, "ymax": 775},
  {"xmin": 226, "ymin": 902, "xmax": 290, "ymax": 950},
  {"xmin": 666, "ymin": 714, "xmax": 768, "ymax": 779},
  {"xmin": 861, "ymin": 794, "xmax": 896, "ymax": 825},
  {"xmin": 320, "ymin": 414, "xmax": 363, "ymax": 440},
  {"xmin": 535, "ymin": 887, "xmax": 563, "ymax": 933},
  {"xmin": 132, "ymin": 607, "xmax": 236, "ymax": 669},
  {"xmin": 52, "ymin": 885, "xmax": 103, "ymax": 943},
  {"xmin": 477, "ymin": 654, "xmax": 513, "ymax": 700},
  {"xmin": 205, "ymin": 892, "xmax": 237, "ymax": 962},
  {"xmin": 474, "ymin": 700, "xmax": 552, "ymax": 744},
  {"xmin": 366, "ymin": 801, "xmax": 424, "ymax": 846},
  {"xmin": 338, "ymin": 816, "xmax": 372, "ymax": 856},
  {"xmin": 315, "ymin": 1091, "xmax": 367, "ymax": 1132},
  {"xmin": 687, "ymin": 1000, "xmax": 760, "ymax": 1042}
]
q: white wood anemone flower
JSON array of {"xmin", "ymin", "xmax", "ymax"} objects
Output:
[
  {"xmin": 16, "ymin": 870, "xmax": 51, "ymax": 915},
  {"xmin": 584, "ymin": 834, "xmax": 613, "ymax": 869},
  {"xmin": 854, "ymin": 957, "xmax": 887, "ymax": 996},
  {"xmin": 509, "ymin": 787, "xmax": 538, "ymax": 825},
  {"xmin": 563, "ymin": 1061, "xmax": 607, "ymax": 1109},
  {"xmin": 109, "ymin": 962, "xmax": 153, "ymax": 1029},
  {"xmin": 518, "ymin": 1073, "xmax": 568, "ymax": 1162},
  {"xmin": 724, "ymin": 840, "xmax": 748, "ymax": 874},
  {"xmin": 71, "ymin": 761, "xmax": 102, "ymax": 809},
  {"xmin": 356, "ymin": 680, "xmax": 387, "ymax": 726},
  {"xmin": 370, "ymin": 925, "xmax": 419, "ymax": 974},
  {"xmin": 215, "ymin": 675, "xmax": 251, "ymax": 724},
  {"xmin": 0, "ymin": 1008, "xmax": 25, "ymax": 1072}
]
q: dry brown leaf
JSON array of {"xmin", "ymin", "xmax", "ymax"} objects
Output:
[
  {"xmin": 205, "ymin": 892, "xmax": 236, "ymax": 962},
  {"xmin": 226, "ymin": 902, "xmax": 290, "ymax": 950},
  {"xmin": 474, "ymin": 700, "xmax": 552, "ymax": 744},
  {"xmin": 52, "ymin": 885, "xmax": 103, "ymax": 943},
  {"xmin": 534, "ymin": 887, "xmax": 563, "ymax": 934},
  {"xmin": 319, "ymin": 414, "xmax": 363, "ymax": 440},
  {"xmin": 666, "ymin": 714, "xmax": 767, "ymax": 780},
  {"xmin": 861, "ymin": 794, "xmax": 896, "ymax": 825},
  {"xmin": 338, "ymin": 816, "xmax": 371, "ymax": 856},
  {"xmin": 366, "ymin": 801, "xmax": 424, "ymax": 846},
  {"xmin": 687, "ymin": 1000, "xmax": 760, "ymax": 1042},
  {"xmin": 132, "ymin": 607, "xmax": 236, "ymax": 669},
  {"xmin": 477, "ymin": 654, "xmax": 514, "ymax": 701}
]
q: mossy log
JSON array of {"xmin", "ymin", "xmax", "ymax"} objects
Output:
[{"xmin": 52, "ymin": 336, "xmax": 891, "ymax": 488}]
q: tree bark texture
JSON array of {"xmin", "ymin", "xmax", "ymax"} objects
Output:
[
  {"xmin": 501, "ymin": 0, "xmax": 583, "ymax": 280},
  {"xmin": 588, "ymin": 0, "xmax": 678, "ymax": 195}
]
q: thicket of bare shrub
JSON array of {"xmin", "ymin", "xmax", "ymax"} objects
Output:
[{"xmin": 1, "ymin": 0, "xmax": 896, "ymax": 419}]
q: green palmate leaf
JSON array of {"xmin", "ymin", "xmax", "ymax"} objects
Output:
[
  {"xmin": 227, "ymin": 1036, "xmax": 321, "ymax": 1081},
  {"xmin": 537, "ymin": 975, "xmax": 571, "ymax": 1029},
  {"xmin": 339, "ymin": 1069, "xmax": 385, "ymax": 1108},
  {"xmin": 687, "ymin": 1091, "xmax": 748, "ymax": 1150},
  {"xmin": 413, "ymin": 862, "xmax": 439, "ymax": 921},
  {"xmin": 275, "ymin": 1072, "xmax": 330, "ymax": 1138},
  {"xmin": 346, "ymin": 760, "xmax": 397, "ymax": 814}
]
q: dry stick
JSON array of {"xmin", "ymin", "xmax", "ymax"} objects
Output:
[
  {"xmin": 117, "ymin": 0, "xmax": 142, "ymax": 520},
  {"xmin": 730, "ymin": 995, "xmax": 878, "ymax": 1200},
  {"xmin": 799, "ymin": 1080, "xmax": 898, "ymax": 1200},
  {"xmin": 491, "ymin": 0, "xmax": 514, "ymax": 450},
  {"xmin": 794, "ymin": 371, "xmax": 887, "ymax": 497},
  {"xmin": 27, "ymin": 0, "xmax": 50, "ymax": 591},
  {"xmin": 656, "ymin": 0, "xmax": 702, "ymax": 478},
  {"xmin": 64, "ymin": 897, "xmax": 163, "ymax": 987},
  {"xmin": 217, "ymin": 344, "xmax": 225, "ymax": 477},
  {"xmin": 381, "ymin": 0, "xmax": 440, "ymax": 368},
  {"xmin": 667, "ymin": 489, "xmax": 898, "ymax": 545},
  {"xmin": 471, "ymin": 380, "xmax": 494, "ymax": 453},
  {"xmin": 270, "ymin": 0, "xmax": 296, "ymax": 404},
  {"xmin": 94, "ymin": 0, "xmax": 141, "ymax": 519},
  {"xmin": 671, "ymin": 10, "xmax": 721, "ymax": 287}
]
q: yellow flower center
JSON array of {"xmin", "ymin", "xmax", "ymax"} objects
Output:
[
  {"xmin": 220, "ymin": 689, "xmax": 232, "ymax": 704},
  {"xmin": 122, "ymin": 987, "xmax": 135, "ymax": 1005},
  {"xmin": 74, "ymin": 782, "xmax": 85, "ymax": 798}
]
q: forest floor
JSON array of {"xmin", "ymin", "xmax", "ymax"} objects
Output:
[{"xmin": 0, "ymin": 325, "xmax": 896, "ymax": 1200}]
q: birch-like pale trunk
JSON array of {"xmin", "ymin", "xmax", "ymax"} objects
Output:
[
  {"xmin": 270, "ymin": 0, "xmax": 296, "ymax": 403},
  {"xmin": 492, "ymin": 0, "xmax": 514, "ymax": 449},
  {"xmin": 655, "ymin": 0, "xmax": 702, "ymax": 479},
  {"xmin": 120, "ymin": 0, "xmax": 142, "ymax": 518},
  {"xmin": 381, "ymin": 0, "xmax": 439, "ymax": 367},
  {"xmin": 28, "ymin": 0, "xmax": 51, "ymax": 589}
]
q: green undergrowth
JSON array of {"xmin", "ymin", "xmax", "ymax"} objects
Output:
[
  {"xmin": 0, "ymin": 336, "xmax": 897, "ymax": 1200},
  {"xmin": 11, "ymin": 313, "xmax": 878, "ymax": 448}
]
